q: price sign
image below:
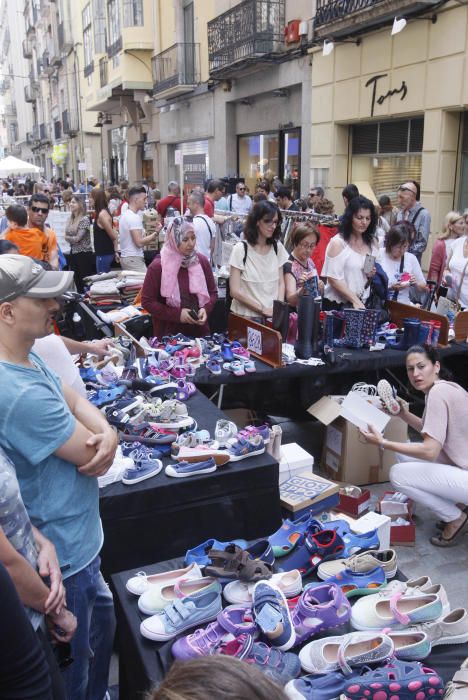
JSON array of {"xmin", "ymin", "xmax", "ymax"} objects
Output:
[{"xmin": 247, "ymin": 326, "xmax": 262, "ymax": 355}]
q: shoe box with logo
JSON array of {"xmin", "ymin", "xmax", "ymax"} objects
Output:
[
  {"xmin": 279, "ymin": 471, "xmax": 340, "ymax": 521},
  {"xmin": 307, "ymin": 394, "xmax": 408, "ymax": 486}
]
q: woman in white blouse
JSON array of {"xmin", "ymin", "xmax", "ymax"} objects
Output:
[
  {"xmin": 446, "ymin": 234, "xmax": 468, "ymax": 309},
  {"xmin": 322, "ymin": 196, "xmax": 379, "ymax": 310}
]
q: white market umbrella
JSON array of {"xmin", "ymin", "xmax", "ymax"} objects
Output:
[{"xmin": 0, "ymin": 155, "xmax": 41, "ymax": 177}]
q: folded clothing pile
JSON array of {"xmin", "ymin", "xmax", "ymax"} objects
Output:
[
  {"xmin": 88, "ymin": 279, "xmax": 121, "ymax": 307},
  {"xmin": 117, "ymin": 273, "xmax": 146, "ymax": 304}
]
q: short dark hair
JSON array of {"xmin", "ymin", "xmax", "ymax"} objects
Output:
[
  {"xmin": 291, "ymin": 223, "xmax": 320, "ymax": 249},
  {"xmin": 207, "ymin": 179, "xmax": 225, "ymax": 194},
  {"xmin": 252, "ymin": 192, "xmax": 267, "ymax": 203},
  {"xmin": 29, "ymin": 193, "xmax": 50, "ymax": 210},
  {"xmin": 0, "ymin": 239, "xmax": 19, "ymax": 254},
  {"xmin": 257, "ymin": 180, "xmax": 271, "ymax": 194},
  {"xmin": 244, "ymin": 200, "xmax": 282, "ymax": 246},
  {"xmin": 341, "ymin": 195, "xmax": 377, "ymax": 245},
  {"xmin": 5, "ymin": 204, "xmax": 28, "ymax": 227},
  {"xmin": 276, "ymin": 186, "xmax": 292, "ymax": 201},
  {"xmin": 128, "ymin": 186, "xmax": 146, "ymax": 199},
  {"xmin": 410, "ymin": 180, "xmax": 420, "ymax": 200},
  {"xmin": 342, "ymin": 183, "xmax": 359, "ymax": 203},
  {"xmin": 378, "ymin": 194, "xmax": 391, "ymax": 207},
  {"xmin": 310, "ymin": 186, "xmax": 324, "ymax": 197},
  {"xmin": 384, "ymin": 222, "xmax": 411, "ymax": 253}
]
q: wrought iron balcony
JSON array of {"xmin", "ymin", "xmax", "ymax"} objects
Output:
[
  {"xmin": 62, "ymin": 109, "xmax": 79, "ymax": 136},
  {"xmin": 107, "ymin": 36, "xmax": 123, "ymax": 59},
  {"xmin": 24, "ymin": 83, "xmax": 40, "ymax": 103},
  {"xmin": 152, "ymin": 43, "xmax": 200, "ymax": 99},
  {"xmin": 208, "ymin": 0, "xmax": 285, "ymax": 78},
  {"xmin": 314, "ymin": 0, "xmax": 441, "ymax": 39}
]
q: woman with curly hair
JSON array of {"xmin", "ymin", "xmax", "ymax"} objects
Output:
[{"xmin": 322, "ymin": 195, "xmax": 379, "ymax": 310}]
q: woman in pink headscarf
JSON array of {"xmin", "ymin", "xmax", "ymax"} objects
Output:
[{"xmin": 142, "ymin": 216, "xmax": 217, "ymax": 337}]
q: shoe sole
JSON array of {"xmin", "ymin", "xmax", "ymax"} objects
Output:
[
  {"xmin": 431, "ymin": 630, "xmax": 468, "ymax": 646},
  {"xmin": 140, "ymin": 609, "xmax": 220, "ymax": 641},
  {"xmin": 377, "ymin": 380, "xmax": 400, "ymax": 415},
  {"xmin": 228, "ymin": 447, "xmax": 265, "ymax": 462},
  {"xmin": 121, "ymin": 464, "xmax": 162, "ymax": 485},
  {"xmin": 165, "ymin": 464, "xmax": 217, "ymax": 478},
  {"xmin": 175, "ymin": 450, "xmax": 230, "ymax": 466},
  {"xmin": 148, "ymin": 416, "xmax": 194, "ymax": 430}
]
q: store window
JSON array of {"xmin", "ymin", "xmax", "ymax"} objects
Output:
[
  {"xmin": 351, "ymin": 118, "xmax": 423, "ymax": 203},
  {"xmin": 238, "ymin": 129, "xmax": 301, "ymax": 196}
]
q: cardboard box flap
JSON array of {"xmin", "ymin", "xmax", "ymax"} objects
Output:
[{"xmin": 307, "ymin": 396, "xmax": 342, "ymax": 426}]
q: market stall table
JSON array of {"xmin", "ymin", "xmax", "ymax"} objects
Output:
[
  {"xmin": 112, "ymin": 555, "xmax": 467, "ymax": 700},
  {"xmin": 99, "ymin": 391, "xmax": 281, "ymax": 577}
]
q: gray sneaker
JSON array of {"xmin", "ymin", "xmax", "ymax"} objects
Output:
[
  {"xmin": 409, "ymin": 608, "xmax": 468, "ymax": 647},
  {"xmin": 317, "ymin": 549, "xmax": 397, "ymax": 581}
]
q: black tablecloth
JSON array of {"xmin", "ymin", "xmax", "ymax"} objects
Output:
[
  {"xmin": 99, "ymin": 392, "xmax": 281, "ymax": 577},
  {"xmin": 112, "ymin": 555, "xmax": 468, "ymax": 700},
  {"xmin": 194, "ymin": 342, "xmax": 468, "ymax": 385}
]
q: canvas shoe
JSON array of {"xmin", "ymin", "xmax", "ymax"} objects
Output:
[
  {"xmin": 223, "ymin": 570, "xmax": 302, "ymax": 605},
  {"xmin": 227, "ymin": 434, "xmax": 265, "ymax": 462},
  {"xmin": 408, "ymin": 607, "xmax": 468, "ymax": 647},
  {"xmin": 126, "ymin": 562, "xmax": 202, "ymax": 596},
  {"xmin": 357, "ymin": 579, "xmax": 449, "ymax": 615},
  {"xmin": 172, "ymin": 605, "xmax": 257, "ymax": 660},
  {"xmin": 140, "ymin": 585, "xmax": 222, "ymax": 641},
  {"xmin": 298, "ymin": 630, "xmax": 394, "ymax": 675},
  {"xmin": 165, "ymin": 458, "xmax": 218, "ymax": 478},
  {"xmin": 216, "ymin": 634, "xmax": 301, "ymax": 686},
  {"xmin": 351, "ymin": 591, "xmax": 444, "ymax": 631},
  {"xmin": 236, "ymin": 424, "xmax": 270, "ymax": 444},
  {"xmin": 252, "ymin": 580, "xmax": 296, "ymax": 651},
  {"xmin": 285, "ymin": 671, "xmax": 351, "ymax": 700},
  {"xmin": 139, "ymin": 576, "xmax": 221, "ymax": 616},
  {"xmin": 291, "ymin": 583, "xmax": 351, "ymax": 646},
  {"xmin": 317, "ymin": 548, "xmax": 398, "ymax": 581},
  {"xmin": 121, "ymin": 457, "xmax": 162, "ymax": 485},
  {"xmin": 214, "ymin": 419, "xmax": 238, "ymax": 447},
  {"xmin": 383, "ymin": 629, "xmax": 431, "ymax": 660},
  {"xmin": 377, "ymin": 379, "xmax": 401, "ymax": 415}
]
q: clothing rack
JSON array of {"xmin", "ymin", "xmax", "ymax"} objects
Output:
[{"xmin": 215, "ymin": 208, "xmax": 340, "ymax": 226}]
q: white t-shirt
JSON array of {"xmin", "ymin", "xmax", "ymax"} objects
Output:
[
  {"xmin": 378, "ymin": 250, "xmax": 425, "ymax": 305},
  {"xmin": 228, "ymin": 193, "xmax": 252, "ymax": 215},
  {"xmin": 229, "ymin": 241, "xmax": 289, "ymax": 317},
  {"xmin": 448, "ymin": 236, "xmax": 468, "ymax": 308},
  {"xmin": 119, "ymin": 209, "xmax": 144, "ymax": 258},
  {"xmin": 32, "ymin": 335, "xmax": 86, "ymax": 396},
  {"xmin": 193, "ymin": 214, "xmax": 216, "ymax": 260},
  {"xmin": 322, "ymin": 236, "xmax": 379, "ymax": 304}
]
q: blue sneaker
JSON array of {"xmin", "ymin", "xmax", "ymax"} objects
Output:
[
  {"xmin": 128, "ymin": 444, "xmax": 171, "ymax": 460},
  {"xmin": 252, "ymin": 580, "xmax": 296, "ymax": 651},
  {"xmin": 121, "ymin": 457, "xmax": 162, "ymax": 485},
  {"xmin": 327, "ymin": 520, "xmax": 379, "ymax": 557},
  {"xmin": 185, "ymin": 538, "xmax": 249, "ymax": 567},
  {"xmin": 165, "ymin": 458, "xmax": 217, "ymax": 478},
  {"xmin": 307, "ymin": 565, "xmax": 387, "ymax": 598},
  {"xmin": 140, "ymin": 583, "xmax": 222, "ymax": 641},
  {"xmin": 218, "ymin": 634, "xmax": 301, "ymax": 685},
  {"xmin": 228, "ymin": 435, "xmax": 265, "ymax": 462},
  {"xmin": 269, "ymin": 513, "xmax": 322, "ymax": 558}
]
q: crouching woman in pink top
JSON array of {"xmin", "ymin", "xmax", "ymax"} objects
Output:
[
  {"xmin": 142, "ymin": 217, "xmax": 217, "ymax": 338},
  {"xmin": 360, "ymin": 344, "xmax": 468, "ymax": 548}
]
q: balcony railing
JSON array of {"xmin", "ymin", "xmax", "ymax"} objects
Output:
[
  {"xmin": 62, "ymin": 109, "xmax": 79, "ymax": 136},
  {"xmin": 152, "ymin": 43, "xmax": 200, "ymax": 98},
  {"xmin": 107, "ymin": 36, "xmax": 123, "ymax": 59},
  {"xmin": 313, "ymin": 0, "xmax": 440, "ymax": 38},
  {"xmin": 99, "ymin": 56, "xmax": 108, "ymax": 88},
  {"xmin": 208, "ymin": 0, "xmax": 285, "ymax": 77},
  {"xmin": 24, "ymin": 83, "xmax": 40, "ymax": 103},
  {"xmin": 22, "ymin": 38, "xmax": 33, "ymax": 58}
]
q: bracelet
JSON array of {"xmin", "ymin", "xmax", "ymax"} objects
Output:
[{"xmin": 379, "ymin": 439, "xmax": 386, "ymax": 452}]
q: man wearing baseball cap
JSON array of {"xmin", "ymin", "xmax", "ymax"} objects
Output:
[{"xmin": 0, "ymin": 255, "xmax": 118, "ymax": 700}]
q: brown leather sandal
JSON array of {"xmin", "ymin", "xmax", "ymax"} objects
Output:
[{"xmin": 205, "ymin": 545, "xmax": 272, "ymax": 583}]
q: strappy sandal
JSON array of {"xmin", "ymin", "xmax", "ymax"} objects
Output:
[{"xmin": 205, "ymin": 545, "xmax": 272, "ymax": 583}]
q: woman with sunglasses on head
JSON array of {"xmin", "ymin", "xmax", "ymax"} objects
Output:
[
  {"xmin": 360, "ymin": 345, "xmax": 468, "ymax": 547},
  {"xmin": 228, "ymin": 200, "xmax": 289, "ymax": 321},
  {"xmin": 141, "ymin": 217, "xmax": 217, "ymax": 338},
  {"xmin": 284, "ymin": 224, "xmax": 323, "ymax": 308},
  {"xmin": 321, "ymin": 195, "xmax": 379, "ymax": 310},
  {"xmin": 378, "ymin": 223, "xmax": 426, "ymax": 304}
]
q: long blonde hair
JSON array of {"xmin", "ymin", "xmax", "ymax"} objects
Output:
[{"xmin": 439, "ymin": 211, "xmax": 463, "ymax": 240}]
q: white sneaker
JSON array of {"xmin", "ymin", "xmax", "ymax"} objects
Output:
[
  {"xmin": 223, "ymin": 570, "xmax": 302, "ymax": 605},
  {"xmin": 377, "ymin": 379, "xmax": 400, "ymax": 415},
  {"xmin": 215, "ymin": 419, "xmax": 238, "ymax": 447}
]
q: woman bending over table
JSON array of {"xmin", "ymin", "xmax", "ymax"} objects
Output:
[
  {"xmin": 284, "ymin": 224, "xmax": 324, "ymax": 308},
  {"xmin": 360, "ymin": 345, "xmax": 468, "ymax": 547},
  {"xmin": 229, "ymin": 200, "xmax": 288, "ymax": 322},
  {"xmin": 142, "ymin": 217, "xmax": 217, "ymax": 338},
  {"xmin": 321, "ymin": 196, "xmax": 379, "ymax": 311}
]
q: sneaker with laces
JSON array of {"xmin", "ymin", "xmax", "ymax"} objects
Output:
[
  {"xmin": 228, "ymin": 435, "xmax": 265, "ymax": 461},
  {"xmin": 214, "ymin": 419, "xmax": 238, "ymax": 447},
  {"xmin": 408, "ymin": 607, "xmax": 468, "ymax": 647},
  {"xmin": 317, "ymin": 549, "xmax": 398, "ymax": 581},
  {"xmin": 216, "ymin": 633, "xmax": 301, "ymax": 685},
  {"xmin": 377, "ymin": 379, "xmax": 400, "ymax": 415}
]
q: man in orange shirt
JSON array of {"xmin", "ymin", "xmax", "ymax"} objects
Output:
[
  {"xmin": 27, "ymin": 195, "xmax": 59, "ymax": 270},
  {"xmin": 4, "ymin": 204, "xmax": 50, "ymax": 261}
]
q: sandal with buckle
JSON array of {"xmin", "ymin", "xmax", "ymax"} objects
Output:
[{"xmin": 206, "ymin": 545, "xmax": 273, "ymax": 583}]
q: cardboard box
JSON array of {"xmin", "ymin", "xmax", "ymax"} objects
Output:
[
  {"xmin": 389, "ymin": 515, "xmax": 416, "ymax": 546},
  {"xmin": 280, "ymin": 471, "xmax": 339, "ymax": 515},
  {"xmin": 279, "ymin": 443, "xmax": 314, "ymax": 485},
  {"xmin": 337, "ymin": 489, "xmax": 371, "ymax": 517},
  {"xmin": 308, "ymin": 395, "xmax": 408, "ymax": 485}
]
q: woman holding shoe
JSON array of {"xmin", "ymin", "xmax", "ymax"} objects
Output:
[{"xmin": 360, "ymin": 344, "xmax": 468, "ymax": 547}]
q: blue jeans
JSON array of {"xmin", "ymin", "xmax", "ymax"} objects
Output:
[
  {"xmin": 96, "ymin": 255, "xmax": 114, "ymax": 274},
  {"xmin": 63, "ymin": 556, "xmax": 116, "ymax": 700}
]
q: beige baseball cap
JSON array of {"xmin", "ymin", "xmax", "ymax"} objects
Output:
[{"xmin": 0, "ymin": 255, "xmax": 74, "ymax": 303}]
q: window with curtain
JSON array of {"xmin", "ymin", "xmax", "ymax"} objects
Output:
[
  {"xmin": 93, "ymin": 0, "xmax": 106, "ymax": 53},
  {"xmin": 123, "ymin": 0, "xmax": 143, "ymax": 27}
]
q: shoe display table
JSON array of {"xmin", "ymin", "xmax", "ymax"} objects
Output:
[
  {"xmin": 99, "ymin": 391, "xmax": 281, "ymax": 577},
  {"xmin": 112, "ymin": 556, "xmax": 468, "ymax": 700}
]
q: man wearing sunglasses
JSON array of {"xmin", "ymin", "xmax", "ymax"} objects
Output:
[
  {"xmin": 28, "ymin": 194, "xmax": 59, "ymax": 270},
  {"xmin": 396, "ymin": 180, "xmax": 431, "ymax": 262},
  {"xmin": 228, "ymin": 181, "xmax": 253, "ymax": 215}
]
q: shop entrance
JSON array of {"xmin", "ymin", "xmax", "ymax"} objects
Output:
[{"xmin": 237, "ymin": 128, "xmax": 301, "ymax": 197}]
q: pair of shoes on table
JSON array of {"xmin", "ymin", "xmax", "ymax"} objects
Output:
[
  {"xmin": 276, "ymin": 526, "xmax": 345, "ymax": 577},
  {"xmin": 121, "ymin": 454, "xmax": 162, "ymax": 485},
  {"xmin": 205, "ymin": 542, "xmax": 274, "ymax": 583},
  {"xmin": 165, "ymin": 457, "xmax": 223, "ymax": 478},
  {"xmin": 317, "ymin": 548, "xmax": 398, "ymax": 580}
]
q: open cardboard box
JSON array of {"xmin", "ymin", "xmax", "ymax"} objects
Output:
[{"xmin": 308, "ymin": 394, "xmax": 408, "ymax": 486}]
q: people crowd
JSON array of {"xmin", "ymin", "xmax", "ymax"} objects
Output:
[{"xmin": 1, "ymin": 167, "xmax": 468, "ymax": 698}]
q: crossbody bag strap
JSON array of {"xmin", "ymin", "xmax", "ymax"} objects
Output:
[{"xmin": 392, "ymin": 255, "xmax": 405, "ymax": 301}]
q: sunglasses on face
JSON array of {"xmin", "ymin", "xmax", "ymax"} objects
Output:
[
  {"xmin": 238, "ymin": 187, "xmax": 246, "ymax": 191},
  {"xmin": 31, "ymin": 206, "xmax": 49, "ymax": 214}
]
